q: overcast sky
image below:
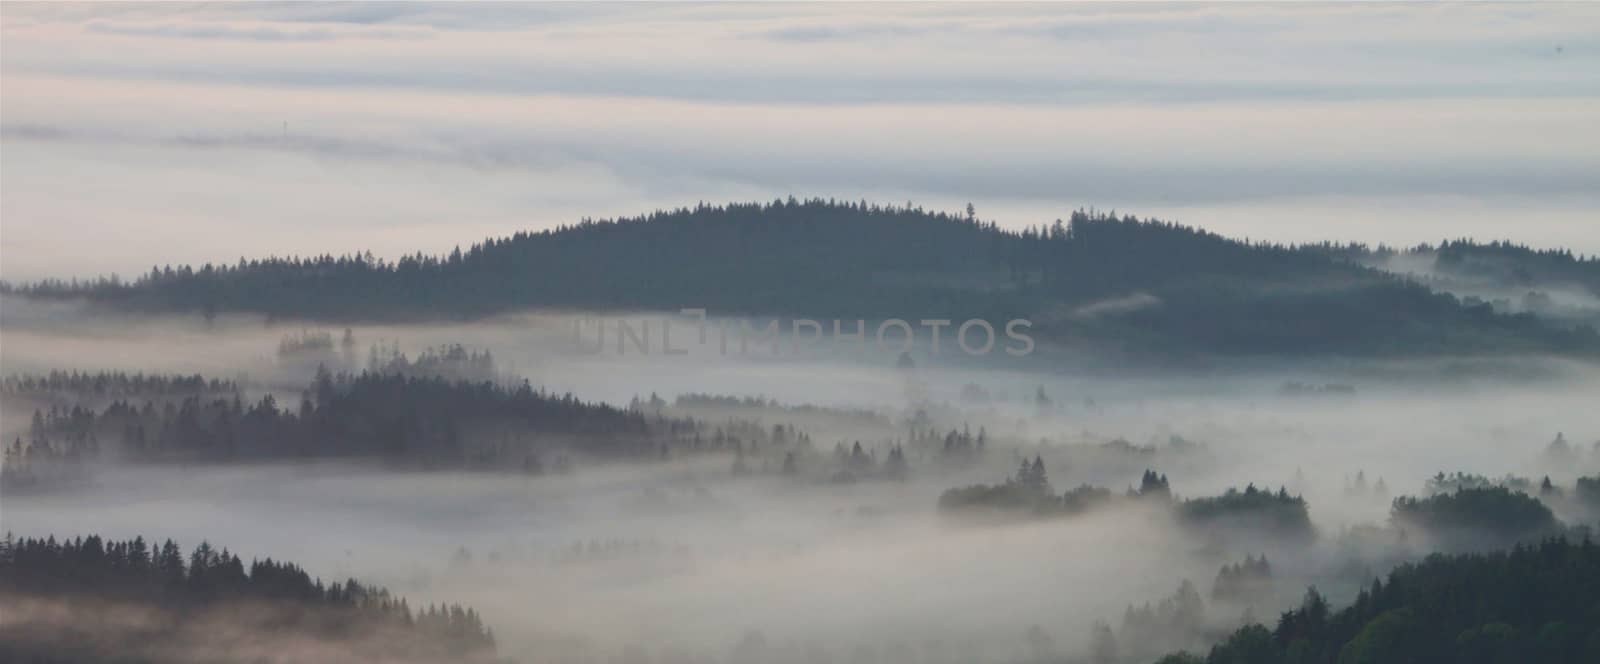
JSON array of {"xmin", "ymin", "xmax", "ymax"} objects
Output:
[{"xmin": 2, "ymin": 2, "xmax": 1597, "ymax": 281}]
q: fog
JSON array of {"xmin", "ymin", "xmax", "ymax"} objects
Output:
[
  {"xmin": 4, "ymin": 299, "xmax": 1598, "ymax": 663},
  {"xmin": 4, "ymin": 2, "xmax": 1598, "ymax": 660}
]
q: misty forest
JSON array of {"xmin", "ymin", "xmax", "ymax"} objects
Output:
[
  {"xmin": 3, "ymin": 200, "xmax": 1599, "ymax": 664},
  {"xmin": 5, "ymin": 2, "xmax": 1600, "ymax": 663}
]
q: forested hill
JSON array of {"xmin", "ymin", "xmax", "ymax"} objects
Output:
[
  {"xmin": 1317, "ymin": 239, "xmax": 1600, "ymax": 297},
  {"xmin": 1153, "ymin": 537, "xmax": 1600, "ymax": 664},
  {"xmin": 0, "ymin": 534, "xmax": 498, "ymax": 663},
  {"xmin": 5, "ymin": 199, "xmax": 1597, "ymax": 356}
]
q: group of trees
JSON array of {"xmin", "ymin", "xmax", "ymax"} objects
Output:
[
  {"xmin": 5, "ymin": 368, "xmax": 701, "ymax": 477},
  {"xmin": 794, "ymin": 440, "xmax": 908, "ymax": 483},
  {"xmin": 937, "ymin": 465, "xmax": 1321, "ymax": 545},
  {"xmin": 5, "ymin": 199, "xmax": 1020, "ymax": 319},
  {"xmin": 1114, "ymin": 580, "xmax": 1213, "ymax": 662},
  {"xmin": 1424, "ymin": 471, "xmax": 1535, "ymax": 495},
  {"xmin": 276, "ymin": 330, "xmax": 503, "ymax": 386},
  {"xmin": 1, "ymin": 372, "xmax": 259, "ymax": 492},
  {"xmin": 672, "ymin": 393, "xmax": 886, "ymax": 427},
  {"xmin": 1137, "ymin": 470, "xmax": 1173, "ymax": 500},
  {"xmin": 1090, "ymin": 470, "xmax": 1592, "ymax": 662},
  {"xmin": 938, "ymin": 456, "xmax": 1056, "ymax": 515},
  {"xmin": 1580, "ymin": 476, "xmax": 1600, "ymax": 514},
  {"xmin": 1138, "ymin": 478, "xmax": 1596, "ymax": 663},
  {"xmin": 1, "ymin": 370, "xmax": 239, "ymax": 401},
  {"xmin": 1, "ymin": 432, "xmax": 93, "ymax": 491},
  {"xmin": 1176, "ymin": 485, "xmax": 1315, "ymax": 541},
  {"xmin": 0, "ymin": 533, "xmax": 496, "ymax": 663},
  {"xmin": 367, "ymin": 342, "xmax": 500, "ymax": 385},
  {"xmin": 1152, "ymin": 537, "xmax": 1600, "ymax": 664},
  {"xmin": 1211, "ymin": 555, "xmax": 1274, "ymax": 605},
  {"xmin": 277, "ymin": 328, "xmax": 344, "ymax": 359},
  {"xmin": 1342, "ymin": 471, "xmax": 1390, "ymax": 501},
  {"xmin": 696, "ymin": 419, "xmax": 937, "ymax": 484},
  {"xmin": 910, "ymin": 424, "xmax": 990, "ymax": 465},
  {"xmin": 1430, "ymin": 240, "xmax": 1598, "ymax": 293},
  {"xmin": 6, "ymin": 199, "xmax": 1595, "ymax": 357},
  {"xmin": 1391, "ymin": 486, "xmax": 1564, "ymax": 551},
  {"xmin": 1325, "ymin": 238, "xmax": 1600, "ymax": 298},
  {"xmin": 937, "ymin": 461, "xmax": 1159, "ymax": 517},
  {"xmin": 1322, "ymin": 238, "xmax": 1600, "ymax": 326},
  {"xmin": 1, "ymin": 362, "xmax": 906, "ymax": 492}
]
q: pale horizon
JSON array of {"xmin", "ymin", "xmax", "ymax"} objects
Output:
[{"xmin": 4, "ymin": 2, "xmax": 1598, "ymax": 281}]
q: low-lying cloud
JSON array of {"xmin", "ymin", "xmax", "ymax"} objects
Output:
[{"xmin": 2, "ymin": 2, "xmax": 1597, "ymax": 280}]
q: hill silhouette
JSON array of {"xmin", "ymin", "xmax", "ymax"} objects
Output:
[{"xmin": 6, "ymin": 198, "xmax": 1596, "ymax": 357}]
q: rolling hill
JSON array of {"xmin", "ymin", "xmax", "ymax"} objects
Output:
[{"xmin": 5, "ymin": 199, "xmax": 1596, "ymax": 358}]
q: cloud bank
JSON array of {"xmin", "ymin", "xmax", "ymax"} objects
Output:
[{"xmin": 2, "ymin": 2, "xmax": 1597, "ymax": 280}]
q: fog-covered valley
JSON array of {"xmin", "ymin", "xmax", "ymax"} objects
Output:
[
  {"xmin": 5, "ymin": 3, "xmax": 1600, "ymax": 661},
  {"xmin": 4, "ymin": 301, "xmax": 1598, "ymax": 663}
]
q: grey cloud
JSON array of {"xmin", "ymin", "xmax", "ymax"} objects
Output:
[
  {"xmin": 6, "ymin": 121, "xmax": 1594, "ymax": 206},
  {"xmin": 3, "ymin": 2, "xmax": 1598, "ymax": 280},
  {"xmin": 86, "ymin": 21, "xmax": 433, "ymax": 42},
  {"xmin": 759, "ymin": 22, "xmax": 952, "ymax": 43},
  {"xmin": 5, "ymin": 3, "xmax": 1594, "ymax": 107},
  {"xmin": 22, "ymin": 57, "xmax": 1600, "ymax": 107},
  {"xmin": 76, "ymin": 2, "xmax": 654, "ymax": 31},
  {"xmin": 0, "ymin": 124, "xmax": 75, "ymax": 141}
]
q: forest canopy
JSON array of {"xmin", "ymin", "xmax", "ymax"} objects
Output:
[
  {"xmin": 5, "ymin": 199, "xmax": 1596, "ymax": 358},
  {"xmin": 1152, "ymin": 537, "xmax": 1600, "ymax": 664},
  {"xmin": 0, "ymin": 533, "xmax": 498, "ymax": 663}
]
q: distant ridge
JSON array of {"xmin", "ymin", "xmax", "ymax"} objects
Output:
[{"xmin": 4, "ymin": 199, "xmax": 1596, "ymax": 358}]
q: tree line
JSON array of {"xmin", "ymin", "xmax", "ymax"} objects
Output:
[
  {"xmin": 1151, "ymin": 536, "xmax": 1600, "ymax": 664},
  {"xmin": 1, "ymin": 367, "xmax": 836, "ymax": 492},
  {"xmin": 5, "ymin": 198, "xmax": 1594, "ymax": 357},
  {"xmin": 938, "ymin": 463, "xmax": 1598, "ymax": 550},
  {"xmin": 1314, "ymin": 238, "xmax": 1600, "ymax": 298},
  {"xmin": 2, "ymin": 370, "xmax": 239, "ymax": 400},
  {"xmin": 0, "ymin": 533, "xmax": 496, "ymax": 663},
  {"xmin": 3, "ymin": 368, "xmax": 698, "ymax": 482}
]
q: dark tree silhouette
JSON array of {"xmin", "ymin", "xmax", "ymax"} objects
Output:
[
  {"xmin": 0, "ymin": 533, "xmax": 496, "ymax": 663},
  {"xmin": 1155, "ymin": 537, "xmax": 1600, "ymax": 664},
  {"xmin": 6, "ymin": 199, "xmax": 1595, "ymax": 357}
]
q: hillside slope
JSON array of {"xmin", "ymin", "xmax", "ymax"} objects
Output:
[
  {"xmin": 1155, "ymin": 537, "xmax": 1600, "ymax": 664},
  {"xmin": 5, "ymin": 199, "xmax": 1596, "ymax": 357}
]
